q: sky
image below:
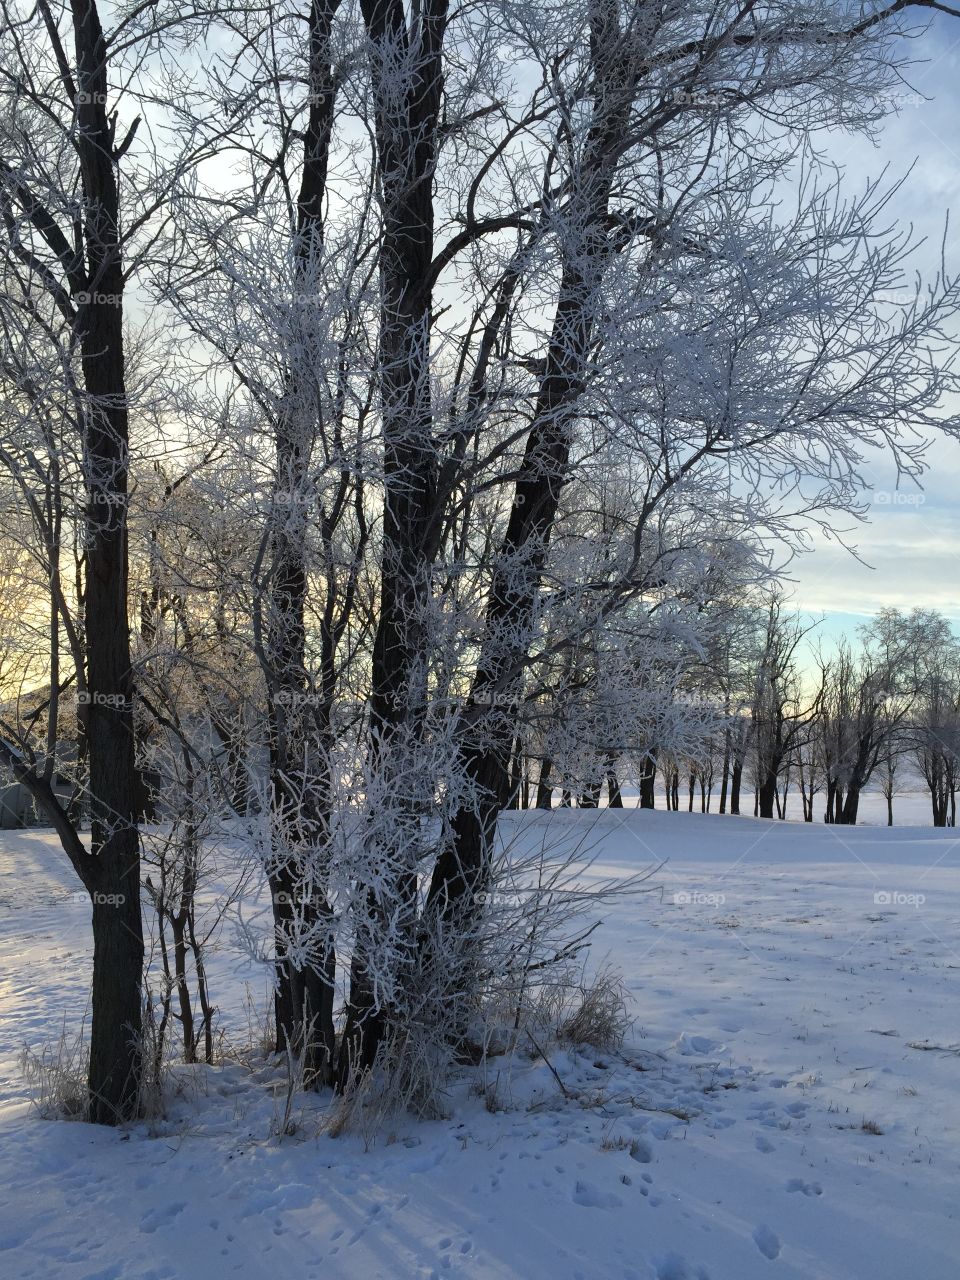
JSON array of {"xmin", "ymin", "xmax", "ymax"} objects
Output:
[{"xmin": 791, "ymin": 11, "xmax": 960, "ymax": 638}]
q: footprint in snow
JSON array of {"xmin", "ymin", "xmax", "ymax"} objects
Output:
[
  {"xmin": 572, "ymin": 1180, "xmax": 623, "ymax": 1209},
  {"xmin": 652, "ymin": 1252, "xmax": 691, "ymax": 1280},
  {"xmin": 755, "ymin": 1136, "xmax": 775, "ymax": 1154},
  {"xmin": 671, "ymin": 1033, "xmax": 726, "ymax": 1057},
  {"xmin": 786, "ymin": 1178, "xmax": 822, "ymax": 1197},
  {"xmin": 652, "ymin": 1254, "xmax": 712, "ymax": 1280},
  {"xmin": 752, "ymin": 1225, "xmax": 781, "ymax": 1260},
  {"xmin": 139, "ymin": 1202, "xmax": 186, "ymax": 1234}
]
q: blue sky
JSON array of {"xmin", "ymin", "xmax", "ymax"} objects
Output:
[{"xmin": 791, "ymin": 11, "xmax": 960, "ymax": 636}]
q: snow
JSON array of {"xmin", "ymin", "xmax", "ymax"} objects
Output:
[{"xmin": 2, "ymin": 810, "xmax": 960, "ymax": 1279}]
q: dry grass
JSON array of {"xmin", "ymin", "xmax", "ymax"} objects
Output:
[
  {"xmin": 19, "ymin": 1019, "xmax": 88, "ymax": 1120},
  {"xmin": 557, "ymin": 966, "xmax": 632, "ymax": 1052}
]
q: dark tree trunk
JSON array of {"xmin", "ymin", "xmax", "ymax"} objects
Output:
[
  {"xmin": 535, "ymin": 759, "xmax": 553, "ymax": 809},
  {"xmin": 758, "ymin": 771, "xmax": 778, "ymax": 820},
  {"xmin": 718, "ymin": 729, "xmax": 730, "ymax": 813},
  {"xmin": 340, "ymin": 0, "xmax": 447, "ymax": 1083},
  {"xmin": 606, "ymin": 766, "xmax": 623, "ymax": 808},
  {"xmin": 260, "ymin": 0, "xmax": 342, "ymax": 1085},
  {"xmin": 72, "ymin": 0, "xmax": 145, "ymax": 1122},
  {"xmin": 580, "ymin": 778, "xmax": 601, "ymax": 808},
  {"xmin": 424, "ymin": 0, "xmax": 636, "ymax": 995},
  {"xmin": 730, "ymin": 762, "xmax": 742, "ymax": 815},
  {"xmin": 639, "ymin": 754, "xmax": 656, "ymax": 809},
  {"xmin": 839, "ymin": 786, "xmax": 860, "ymax": 825}
]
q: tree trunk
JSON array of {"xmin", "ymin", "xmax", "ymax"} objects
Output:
[
  {"xmin": 424, "ymin": 0, "xmax": 637, "ymax": 1013},
  {"xmin": 535, "ymin": 759, "xmax": 553, "ymax": 809},
  {"xmin": 839, "ymin": 785, "xmax": 860, "ymax": 825},
  {"xmin": 730, "ymin": 762, "xmax": 742, "ymax": 815},
  {"xmin": 639, "ymin": 755, "xmax": 656, "ymax": 809},
  {"xmin": 260, "ymin": 0, "xmax": 343, "ymax": 1084},
  {"xmin": 580, "ymin": 777, "xmax": 601, "ymax": 808},
  {"xmin": 73, "ymin": 0, "xmax": 145, "ymax": 1122},
  {"xmin": 758, "ymin": 771, "xmax": 777, "ymax": 820},
  {"xmin": 718, "ymin": 729, "xmax": 730, "ymax": 813},
  {"xmin": 606, "ymin": 765, "xmax": 623, "ymax": 808},
  {"xmin": 340, "ymin": 0, "xmax": 447, "ymax": 1082}
]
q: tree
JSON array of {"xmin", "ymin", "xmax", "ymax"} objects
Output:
[
  {"xmin": 0, "ymin": 0, "xmax": 147, "ymax": 1121},
  {"xmin": 748, "ymin": 597, "xmax": 819, "ymax": 820},
  {"xmin": 908, "ymin": 613, "xmax": 960, "ymax": 826},
  {"xmin": 0, "ymin": 0, "xmax": 223, "ymax": 1121}
]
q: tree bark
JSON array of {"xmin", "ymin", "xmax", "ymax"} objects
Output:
[
  {"xmin": 259, "ymin": 0, "xmax": 342, "ymax": 1084},
  {"xmin": 340, "ymin": 0, "xmax": 448, "ymax": 1082},
  {"xmin": 758, "ymin": 771, "xmax": 777, "ymax": 820},
  {"xmin": 535, "ymin": 758, "xmax": 553, "ymax": 809},
  {"xmin": 730, "ymin": 762, "xmax": 742, "ymax": 815},
  {"xmin": 72, "ymin": 0, "xmax": 145, "ymax": 1122},
  {"xmin": 639, "ymin": 753, "xmax": 656, "ymax": 809}
]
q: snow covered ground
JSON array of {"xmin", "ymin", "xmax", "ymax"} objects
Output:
[{"xmin": 1, "ymin": 810, "xmax": 959, "ymax": 1279}]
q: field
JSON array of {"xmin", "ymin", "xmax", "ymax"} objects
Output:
[{"xmin": 1, "ymin": 809, "xmax": 958, "ymax": 1279}]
